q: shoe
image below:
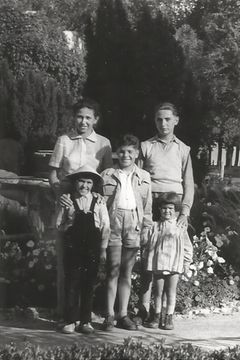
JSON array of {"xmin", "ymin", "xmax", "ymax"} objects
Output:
[
  {"xmin": 61, "ymin": 322, "xmax": 76, "ymax": 334},
  {"xmin": 145, "ymin": 313, "xmax": 160, "ymax": 329},
  {"xmin": 102, "ymin": 315, "xmax": 115, "ymax": 331},
  {"xmin": 132, "ymin": 305, "xmax": 149, "ymax": 326},
  {"xmin": 80, "ymin": 323, "xmax": 94, "ymax": 334},
  {"xmin": 116, "ymin": 316, "xmax": 137, "ymax": 330},
  {"xmin": 164, "ymin": 314, "xmax": 174, "ymax": 330},
  {"xmin": 160, "ymin": 307, "xmax": 167, "ymax": 328}
]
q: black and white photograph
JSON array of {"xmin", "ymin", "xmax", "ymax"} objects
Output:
[{"xmin": 0, "ymin": 0, "xmax": 240, "ymax": 358}]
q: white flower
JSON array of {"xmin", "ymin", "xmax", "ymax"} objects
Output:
[
  {"xmin": 26, "ymin": 240, "xmax": 35, "ymax": 248},
  {"xmin": 189, "ymin": 264, "xmax": 197, "ymax": 271},
  {"xmin": 207, "ymin": 267, "xmax": 214, "ymax": 274},
  {"xmin": 217, "ymin": 257, "xmax": 225, "ymax": 264},
  {"xmin": 193, "ymin": 280, "xmax": 200, "ymax": 286},
  {"xmin": 211, "ymin": 253, "xmax": 218, "ymax": 261},
  {"xmin": 207, "ymin": 260, "xmax": 214, "ymax": 267},
  {"xmin": 45, "ymin": 264, "xmax": 52, "ymax": 270},
  {"xmin": 204, "ymin": 227, "xmax": 211, "ymax": 233},
  {"xmin": 28, "ymin": 261, "xmax": 35, "ymax": 268},
  {"xmin": 207, "ymin": 202, "xmax": 212, "ymax": 206},
  {"xmin": 32, "ymin": 249, "xmax": 40, "ymax": 256},
  {"xmin": 38, "ymin": 284, "xmax": 45, "ymax": 291},
  {"xmin": 186, "ymin": 270, "xmax": 193, "ymax": 278},
  {"xmin": 197, "ymin": 261, "xmax": 204, "ymax": 270},
  {"xmin": 229, "ymin": 279, "xmax": 235, "ymax": 285}
]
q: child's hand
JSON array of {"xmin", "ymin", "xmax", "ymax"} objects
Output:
[
  {"xmin": 92, "ymin": 192, "xmax": 106, "ymax": 204},
  {"xmin": 100, "ymin": 248, "xmax": 107, "ymax": 263},
  {"xmin": 177, "ymin": 214, "xmax": 188, "ymax": 229},
  {"xmin": 140, "ymin": 229, "xmax": 149, "ymax": 247},
  {"xmin": 59, "ymin": 194, "xmax": 73, "ymax": 208}
]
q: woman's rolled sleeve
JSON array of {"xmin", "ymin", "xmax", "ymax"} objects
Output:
[{"xmin": 49, "ymin": 137, "xmax": 64, "ymax": 169}]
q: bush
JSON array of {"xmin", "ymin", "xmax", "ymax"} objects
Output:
[{"xmin": 1, "ymin": 340, "xmax": 240, "ymax": 360}]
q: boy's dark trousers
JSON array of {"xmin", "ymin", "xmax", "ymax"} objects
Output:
[{"xmin": 63, "ymin": 198, "xmax": 101, "ymax": 324}]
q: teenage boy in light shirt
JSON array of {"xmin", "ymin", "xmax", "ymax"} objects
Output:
[
  {"xmin": 101, "ymin": 134, "xmax": 153, "ymax": 331},
  {"xmin": 136, "ymin": 102, "xmax": 194, "ymax": 326}
]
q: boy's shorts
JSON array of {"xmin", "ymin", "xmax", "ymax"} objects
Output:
[{"xmin": 109, "ymin": 208, "xmax": 140, "ymax": 248}]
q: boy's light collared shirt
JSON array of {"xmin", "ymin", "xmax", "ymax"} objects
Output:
[
  {"xmin": 117, "ymin": 169, "xmax": 136, "ymax": 210},
  {"xmin": 101, "ymin": 164, "xmax": 153, "ymax": 242},
  {"xmin": 140, "ymin": 135, "xmax": 194, "ymax": 216},
  {"xmin": 49, "ymin": 129, "xmax": 112, "ymax": 179},
  {"xmin": 73, "ymin": 192, "xmax": 93, "ymax": 214}
]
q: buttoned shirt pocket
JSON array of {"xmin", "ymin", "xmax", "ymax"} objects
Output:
[
  {"xmin": 102, "ymin": 178, "xmax": 117, "ymax": 196},
  {"xmin": 138, "ymin": 179, "xmax": 151, "ymax": 201}
]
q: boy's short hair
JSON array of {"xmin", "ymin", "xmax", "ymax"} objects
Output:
[
  {"xmin": 116, "ymin": 134, "xmax": 140, "ymax": 150},
  {"xmin": 154, "ymin": 102, "xmax": 178, "ymax": 116},
  {"xmin": 157, "ymin": 192, "xmax": 180, "ymax": 209},
  {"xmin": 72, "ymin": 97, "xmax": 100, "ymax": 118}
]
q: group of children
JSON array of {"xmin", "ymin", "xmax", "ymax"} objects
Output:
[{"xmin": 49, "ymin": 99, "xmax": 194, "ymax": 335}]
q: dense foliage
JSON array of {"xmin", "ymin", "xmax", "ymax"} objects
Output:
[
  {"xmin": 0, "ymin": 3, "xmax": 86, "ymax": 98},
  {"xmin": 1, "ymin": 340, "xmax": 240, "ymax": 360}
]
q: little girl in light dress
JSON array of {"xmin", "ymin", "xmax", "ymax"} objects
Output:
[{"xmin": 144, "ymin": 192, "xmax": 193, "ymax": 330}]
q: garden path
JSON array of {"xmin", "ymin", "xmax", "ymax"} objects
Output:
[{"xmin": 0, "ymin": 312, "xmax": 239, "ymax": 351}]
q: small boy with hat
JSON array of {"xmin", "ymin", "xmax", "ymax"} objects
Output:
[{"xmin": 58, "ymin": 165, "xmax": 110, "ymax": 334}]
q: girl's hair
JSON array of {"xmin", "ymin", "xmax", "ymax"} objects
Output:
[
  {"xmin": 157, "ymin": 192, "xmax": 180, "ymax": 208},
  {"xmin": 116, "ymin": 134, "xmax": 140, "ymax": 150},
  {"xmin": 72, "ymin": 97, "xmax": 101, "ymax": 118},
  {"xmin": 154, "ymin": 102, "xmax": 178, "ymax": 116}
]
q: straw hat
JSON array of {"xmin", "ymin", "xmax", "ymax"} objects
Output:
[{"xmin": 66, "ymin": 164, "xmax": 102, "ymax": 186}]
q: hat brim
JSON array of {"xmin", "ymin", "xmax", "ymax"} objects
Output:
[{"xmin": 67, "ymin": 171, "xmax": 102, "ymax": 185}]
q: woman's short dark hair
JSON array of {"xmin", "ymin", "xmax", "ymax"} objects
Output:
[{"xmin": 72, "ymin": 97, "xmax": 100, "ymax": 118}]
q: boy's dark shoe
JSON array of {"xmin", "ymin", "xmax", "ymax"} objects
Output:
[
  {"xmin": 159, "ymin": 307, "xmax": 167, "ymax": 328},
  {"xmin": 102, "ymin": 315, "xmax": 115, "ymax": 331},
  {"xmin": 164, "ymin": 314, "xmax": 174, "ymax": 330},
  {"xmin": 145, "ymin": 313, "xmax": 160, "ymax": 329},
  {"xmin": 132, "ymin": 305, "xmax": 149, "ymax": 326},
  {"xmin": 77, "ymin": 322, "xmax": 94, "ymax": 334},
  {"xmin": 116, "ymin": 316, "xmax": 137, "ymax": 330}
]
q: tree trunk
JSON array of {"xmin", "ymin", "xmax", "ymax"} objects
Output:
[
  {"xmin": 217, "ymin": 141, "xmax": 222, "ymax": 167},
  {"xmin": 226, "ymin": 146, "xmax": 233, "ymax": 168},
  {"xmin": 234, "ymin": 146, "xmax": 240, "ymax": 167}
]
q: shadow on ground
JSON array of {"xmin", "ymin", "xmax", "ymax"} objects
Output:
[{"xmin": 1, "ymin": 313, "xmax": 240, "ymax": 350}]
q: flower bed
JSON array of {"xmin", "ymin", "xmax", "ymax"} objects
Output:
[
  {"xmin": 0, "ymin": 181, "xmax": 240, "ymax": 313},
  {"xmin": 1, "ymin": 339, "xmax": 240, "ymax": 359}
]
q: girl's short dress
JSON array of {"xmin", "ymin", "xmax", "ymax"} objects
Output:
[{"xmin": 145, "ymin": 219, "xmax": 187, "ymax": 274}]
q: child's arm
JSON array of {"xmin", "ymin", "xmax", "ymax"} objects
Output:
[
  {"xmin": 140, "ymin": 173, "xmax": 153, "ymax": 246},
  {"xmin": 98, "ymin": 202, "xmax": 111, "ymax": 256},
  {"xmin": 183, "ymin": 230, "xmax": 193, "ymax": 274},
  {"xmin": 56, "ymin": 201, "xmax": 75, "ymax": 230}
]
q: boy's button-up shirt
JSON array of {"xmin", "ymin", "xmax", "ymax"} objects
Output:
[
  {"xmin": 49, "ymin": 130, "xmax": 113, "ymax": 180},
  {"xmin": 118, "ymin": 169, "xmax": 136, "ymax": 209},
  {"xmin": 140, "ymin": 135, "xmax": 194, "ymax": 216},
  {"xmin": 101, "ymin": 165, "xmax": 153, "ymax": 240}
]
